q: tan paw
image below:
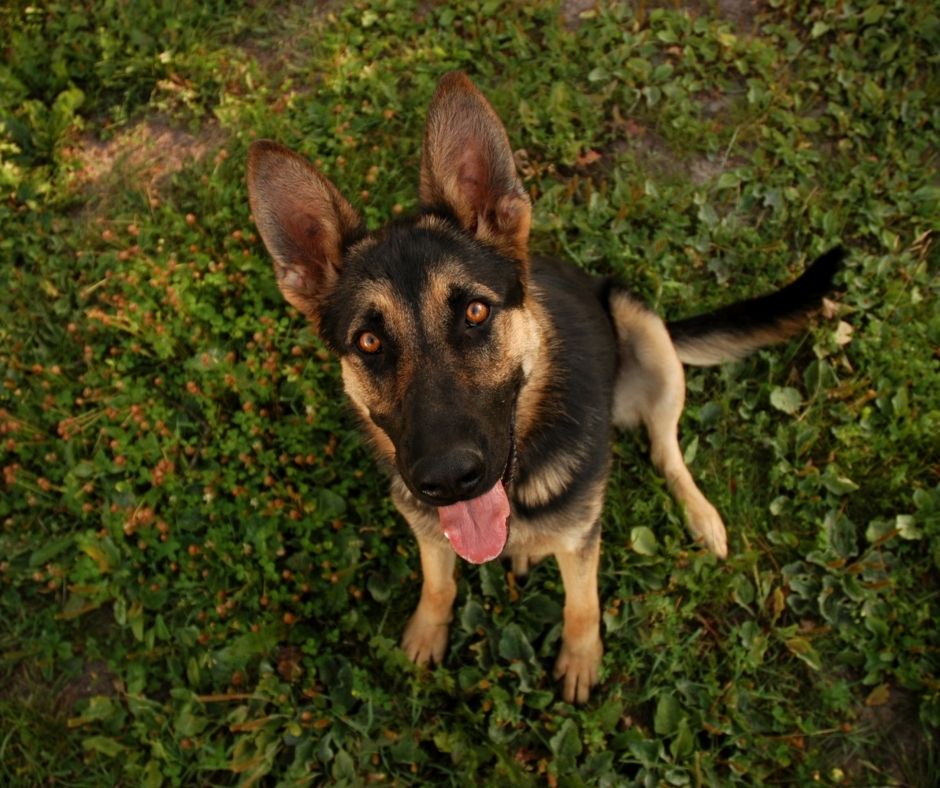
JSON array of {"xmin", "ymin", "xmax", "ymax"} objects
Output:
[
  {"xmin": 401, "ymin": 613, "xmax": 449, "ymax": 666},
  {"xmin": 685, "ymin": 500, "xmax": 728, "ymax": 558},
  {"xmin": 554, "ymin": 637, "xmax": 603, "ymax": 704}
]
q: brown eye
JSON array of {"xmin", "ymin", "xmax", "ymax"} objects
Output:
[
  {"xmin": 466, "ymin": 301, "xmax": 490, "ymax": 326},
  {"xmin": 357, "ymin": 331, "xmax": 382, "ymax": 354}
]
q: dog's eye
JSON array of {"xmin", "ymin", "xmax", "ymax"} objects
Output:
[
  {"xmin": 465, "ymin": 301, "xmax": 490, "ymax": 326},
  {"xmin": 356, "ymin": 331, "xmax": 382, "ymax": 354}
]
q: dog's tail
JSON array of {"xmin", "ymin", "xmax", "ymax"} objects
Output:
[{"xmin": 666, "ymin": 247, "xmax": 844, "ymax": 367}]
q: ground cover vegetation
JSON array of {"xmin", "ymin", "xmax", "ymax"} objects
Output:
[{"xmin": 1, "ymin": 0, "xmax": 938, "ymax": 784}]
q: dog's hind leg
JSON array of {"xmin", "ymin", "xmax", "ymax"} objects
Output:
[
  {"xmin": 609, "ymin": 293, "xmax": 728, "ymax": 558},
  {"xmin": 643, "ymin": 371, "xmax": 728, "ymax": 558},
  {"xmin": 401, "ymin": 534, "xmax": 457, "ymax": 665}
]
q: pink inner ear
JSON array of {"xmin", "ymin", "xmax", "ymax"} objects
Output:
[
  {"xmin": 457, "ymin": 148, "xmax": 490, "ymax": 213},
  {"xmin": 287, "ymin": 210, "xmax": 319, "ymax": 246},
  {"xmin": 279, "ymin": 206, "xmax": 336, "ymax": 269}
]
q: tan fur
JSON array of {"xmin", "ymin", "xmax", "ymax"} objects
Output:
[
  {"xmin": 506, "ymin": 478, "xmax": 607, "ymax": 561},
  {"xmin": 511, "ymin": 287, "xmax": 557, "ymax": 442},
  {"xmin": 421, "ymin": 260, "xmax": 501, "ymax": 337},
  {"xmin": 513, "ymin": 446, "xmax": 584, "ymax": 510},
  {"xmin": 393, "ymin": 469, "xmax": 607, "ymax": 702},
  {"xmin": 338, "ymin": 278, "xmax": 417, "ymax": 447},
  {"xmin": 673, "ymin": 318, "xmax": 805, "ymax": 366},
  {"xmin": 400, "ymin": 532, "xmax": 457, "ymax": 666},
  {"xmin": 502, "ymin": 304, "xmax": 542, "ymax": 380},
  {"xmin": 415, "ymin": 214, "xmax": 455, "ymax": 233},
  {"xmin": 345, "ymin": 235, "xmax": 379, "ymax": 257},
  {"xmin": 340, "ymin": 359, "xmax": 396, "ymax": 463},
  {"xmin": 553, "ymin": 535, "xmax": 603, "ymax": 704},
  {"xmin": 609, "ymin": 292, "xmax": 727, "ymax": 557},
  {"xmin": 421, "ymin": 264, "xmax": 460, "ymax": 334},
  {"xmin": 436, "ymin": 301, "xmax": 537, "ymax": 391},
  {"xmin": 343, "ymin": 279, "xmax": 412, "ymax": 348}
]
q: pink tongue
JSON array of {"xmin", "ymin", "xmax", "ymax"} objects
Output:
[{"xmin": 438, "ymin": 481, "xmax": 510, "ymax": 564}]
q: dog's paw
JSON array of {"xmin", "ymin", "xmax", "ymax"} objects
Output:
[
  {"xmin": 401, "ymin": 614, "xmax": 449, "ymax": 666},
  {"xmin": 553, "ymin": 637, "xmax": 603, "ymax": 704},
  {"xmin": 686, "ymin": 500, "xmax": 728, "ymax": 559}
]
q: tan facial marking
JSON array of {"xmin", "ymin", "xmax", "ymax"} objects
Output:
[
  {"xmin": 502, "ymin": 304, "xmax": 541, "ymax": 378},
  {"xmin": 340, "ymin": 358, "xmax": 374, "ymax": 417},
  {"xmin": 420, "ymin": 261, "xmax": 462, "ymax": 335},
  {"xmin": 344, "ymin": 279, "xmax": 412, "ymax": 349},
  {"xmin": 340, "ymin": 358, "xmax": 396, "ymax": 461},
  {"xmin": 421, "ymin": 260, "xmax": 501, "ymax": 339}
]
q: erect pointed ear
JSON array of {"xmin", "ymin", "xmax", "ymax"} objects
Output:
[
  {"xmin": 247, "ymin": 140, "xmax": 363, "ymax": 331},
  {"xmin": 419, "ymin": 72, "xmax": 531, "ymax": 263}
]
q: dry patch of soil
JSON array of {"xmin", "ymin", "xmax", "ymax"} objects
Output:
[{"xmin": 65, "ymin": 116, "xmax": 226, "ymax": 201}]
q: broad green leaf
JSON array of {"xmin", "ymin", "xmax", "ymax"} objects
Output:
[
  {"xmin": 77, "ymin": 533, "xmax": 120, "ymax": 573},
  {"xmin": 459, "ymin": 597, "xmax": 486, "ymax": 634},
  {"xmin": 29, "ymin": 536, "xmax": 73, "ymax": 567},
  {"xmin": 498, "ymin": 623, "xmax": 535, "ymax": 662},
  {"xmin": 822, "ymin": 469, "xmax": 859, "ymax": 495},
  {"xmin": 128, "ymin": 600, "xmax": 145, "ymax": 641},
  {"xmin": 671, "ymin": 717, "xmax": 694, "ymax": 759},
  {"xmin": 896, "ymin": 514, "xmax": 922, "ymax": 540},
  {"xmin": 717, "ymin": 171, "xmax": 742, "ymax": 190},
  {"xmin": 549, "ymin": 718, "xmax": 583, "ymax": 760},
  {"xmin": 770, "ymin": 386, "xmax": 802, "ymax": 415},
  {"xmin": 366, "ymin": 572, "xmax": 391, "ymax": 602},
  {"xmin": 654, "ymin": 693, "xmax": 680, "ymax": 735},
  {"xmin": 785, "ymin": 636, "xmax": 821, "ymax": 670},
  {"xmin": 630, "ymin": 526, "xmax": 658, "ymax": 556},
  {"xmin": 82, "ymin": 736, "xmax": 124, "ymax": 757}
]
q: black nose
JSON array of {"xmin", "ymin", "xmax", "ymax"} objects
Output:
[{"xmin": 410, "ymin": 446, "xmax": 486, "ymax": 504}]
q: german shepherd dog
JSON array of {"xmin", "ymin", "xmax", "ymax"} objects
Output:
[{"xmin": 247, "ymin": 73, "xmax": 842, "ymax": 703}]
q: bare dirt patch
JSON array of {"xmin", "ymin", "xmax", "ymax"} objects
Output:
[
  {"xmin": 649, "ymin": 0, "xmax": 767, "ymax": 32},
  {"xmin": 561, "ymin": 0, "xmax": 599, "ymax": 29},
  {"xmin": 65, "ymin": 116, "xmax": 227, "ymax": 200},
  {"xmin": 582, "ymin": 121, "xmax": 746, "ymax": 186}
]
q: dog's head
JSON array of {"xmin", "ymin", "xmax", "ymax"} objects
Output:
[{"xmin": 247, "ymin": 73, "xmax": 538, "ymax": 562}]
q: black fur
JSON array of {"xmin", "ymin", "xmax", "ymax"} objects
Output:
[
  {"xmin": 513, "ymin": 256, "xmax": 616, "ymax": 520},
  {"xmin": 667, "ymin": 246, "xmax": 844, "ymax": 347}
]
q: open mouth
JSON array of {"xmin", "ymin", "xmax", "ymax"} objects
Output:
[{"xmin": 437, "ymin": 410, "xmax": 517, "ymax": 564}]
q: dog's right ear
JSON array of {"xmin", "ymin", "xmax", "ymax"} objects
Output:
[
  {"xmin": 247, "ymin": 140, "xmax": 362, "ymax": 331},
  {"xmin": 420, "ymin": 72, "xmax": 531, "ymax": 263}
]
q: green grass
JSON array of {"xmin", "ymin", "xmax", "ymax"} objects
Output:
[{"xmin": 2, "ymin": 0, "xmax": 938, "ymax": 784}]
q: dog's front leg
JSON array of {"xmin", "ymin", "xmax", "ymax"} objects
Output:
[
  {"xmin": 553, "ymin": 531, "xmax": 603, "ymax": 703},
  {"xmin": 401, "ymin": 533, "xmax": 457, "ymax": 666}
]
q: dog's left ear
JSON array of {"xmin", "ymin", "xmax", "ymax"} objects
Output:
[{"xmin": 420, "ymin": 72, "xmax": 531, "ymax": 263}]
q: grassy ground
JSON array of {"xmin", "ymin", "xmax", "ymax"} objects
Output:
[{"xmin": 2, "ymin": 0, "xmax": 938, "ymax": 784}]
